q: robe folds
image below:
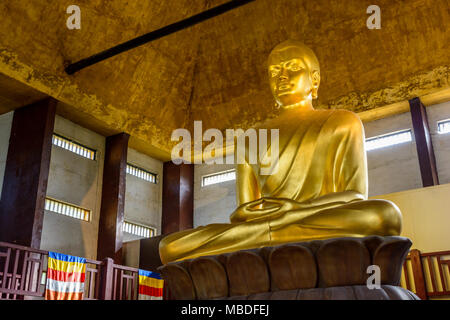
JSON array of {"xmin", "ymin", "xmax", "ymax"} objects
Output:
[{"xmin": 245, "ymin": 109, "xmax": 368, "ymax": 204}]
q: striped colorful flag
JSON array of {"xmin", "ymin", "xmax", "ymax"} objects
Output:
[
  {"xmin": 138, "ymin": 270, "xmax": 164, "ymax": 300},
  {"xmin": 45, "ymin": 252, "xmax": 86, "ymax": 300}
]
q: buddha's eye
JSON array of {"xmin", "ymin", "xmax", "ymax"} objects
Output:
[
  {"xmin": 269, "ymin": 66, "xmax": 281, "ymax": 77},
  {"xmin": 289, "ymin": 64, "xmax": 302, "ymax": 71}
]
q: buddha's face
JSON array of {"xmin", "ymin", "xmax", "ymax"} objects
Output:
[{"xmin": 268, "ymin": 44, "xmax": 320, "ymax": 107}]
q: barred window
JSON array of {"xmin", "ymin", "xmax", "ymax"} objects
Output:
[
  {"xmin": 45, "ymin": 198, "xmax": 90, "ymax": 222},
  {"xmin": 126, "ymin": 163, "xmax": 158, "ymax": 184},
  {"xmin": 202, "ymin": 169, "xmax": 236, "ymax": 187},
  {"xmin": 123, "ymin": 221, "xmax": 155, "ymax": 238},
  {"xmin": 52, "ymin": 134, "xmax": 96, "ymax": 160},
  {"xmin": 437, "ymin": 119, "xmax": 450, "ymax": 134},
  {"xmin": 365, "ymin": 130, "xmax": 412, "ymax": 151}
]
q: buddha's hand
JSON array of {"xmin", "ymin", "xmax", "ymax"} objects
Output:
[{"xmin": 230, "ymin": 197, "xmax": 305, "ymax": 223}]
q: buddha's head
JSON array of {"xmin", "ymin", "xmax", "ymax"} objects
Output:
[{"xmin": 268, "ymin": 40, "xmax": 320, "ymax": 108}]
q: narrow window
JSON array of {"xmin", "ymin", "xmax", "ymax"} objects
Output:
[
  {"xmin": 126, "ymin": 163, "xmax": 158, "ymax": 184},
  {"xmin": 45, "ymin": 197, "xmax": 90, "ymax": 222},
  {"xmin": 123, "ymin": 221, "xmax": 155, "ymax": 238},
  {"xmin": 202, "ymin": 169, "xmax": 236, "ymax": 187},
  {"xmin": 365, "ymin": 130, "xmax": 412, "ymax": 151},
  {"xmin": 52, "ymin": 134, "xmax": 96, "ymax": 160},
  {"xmin": 437, "ymin": 119, "xmax": 450, "ymax": 134}
]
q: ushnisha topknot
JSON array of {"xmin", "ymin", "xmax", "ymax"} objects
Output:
[{"xmin": 268, "ymin": 40, "xmax": 320, "ymax": 74}]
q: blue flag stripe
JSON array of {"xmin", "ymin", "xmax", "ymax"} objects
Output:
[
  {"xmin": 139, "ymin": 269, "xmax": 162, "ymax": 279},
  {"xmin": 48, "ymin": 251, "xmax": 86, "ymax": 264}
]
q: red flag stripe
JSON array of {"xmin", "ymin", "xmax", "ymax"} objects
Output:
[
  {"xmin": 47, "ymin": 268, "xmax": 86, "ymax": 283},
  {"xmin": 139, "ymin": 285, "xmax": 163, "ymax": 297}
]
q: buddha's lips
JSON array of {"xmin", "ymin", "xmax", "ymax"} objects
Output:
[{"xmin": 278, "ymin": 84, "xmax": 291, "ymax": 91}]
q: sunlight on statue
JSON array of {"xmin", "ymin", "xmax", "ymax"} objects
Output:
[{"xmin": 159, "ymin": 40, "xmax": 402, "ymax": 264}]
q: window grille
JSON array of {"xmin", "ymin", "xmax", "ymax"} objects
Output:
[
  {"xmin": 202, "ymin": 169, "xmax": 236, "ymax": 187},
  {"xmin": 437, "ymin": 119, "xmax": 450, "ymax": 134},
  {"xmin": 52, "ymin": 134, "xmax": 96, "ymax": 160},
  {"xmin": 126, "ymin": 163, "xmax": 158, "ymax": 184},
  {"xmin": 123, "ymin": 221, "xmax": 155, "ymax": 238},
  {"xmin": 45, "ymin": 197, "xmax": 90, "ymax": 222},
  {"xmin": 365, "ymin": 130, "xmax": 412, "ymax": 151}
]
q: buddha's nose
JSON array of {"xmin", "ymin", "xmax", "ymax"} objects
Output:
[{"xmin": 279, "ymin": 68, "xmax": 289, "ymax": 81}]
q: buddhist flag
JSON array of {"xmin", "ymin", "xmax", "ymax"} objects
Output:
[
  {"xmin": 138, "ymin": 270, "xmax": 164, "ymax": 300},
  {"xmin": 45, "ymin": 252, "xmax": 86, "ymax": 300}
]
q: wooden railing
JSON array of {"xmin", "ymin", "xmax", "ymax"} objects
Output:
[
  {"xmin": 84, "ymin": 259, "xmax": 102, "ymax": 300},
  {"xmin": 0, "ymin": 242, "xmax": 47, "ymax": 299},
  {"xmin": 0, "ymin": 242, "xmax": 143, "ymax": 300},
  {"xmin": 112, "ymin": 264, "xmax": 139, "ymax": 300},
  {"xmin": 401, "ymin": 249, "xmax": 450, "ymax": 300}
]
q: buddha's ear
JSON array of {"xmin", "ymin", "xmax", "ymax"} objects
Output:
[{"xmin": 311, "ymin": 70, "xmax": 320, "ymax": 99}]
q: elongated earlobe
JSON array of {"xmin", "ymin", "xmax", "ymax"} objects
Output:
[{"xmin": 311, "ymin": 70, "xmax": 321, "ymax": 99}]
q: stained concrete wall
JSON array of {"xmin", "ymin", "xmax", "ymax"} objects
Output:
[
  {"xmin": 39, "ymin": 118, "xmax": 163, "ymax": 259},
  {"xmin": 364, "ymin": 101, "xmax": 450, "ymax": 195},
  {"xmin": 0, "ymin": 111, "xmax": 13, "ymax": 197},
  {"xmin": 40, "ymin": 115, "xmax": 105, "ymax": 260},
  {"xmin": 193, "ymin": 163, "xmax": 237, "ymax": 228},
  {"xmin": 363, "ymin": 112, "xmax": 423, "ymax": 196},
  {"xmin": 124, "ymin": 148, "xmax": 163, "ymax": 241}
]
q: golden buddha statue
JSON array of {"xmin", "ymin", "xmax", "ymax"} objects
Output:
[{"xmin": 159, "ymin": 40, "xmax": 402, "ymax": 264}]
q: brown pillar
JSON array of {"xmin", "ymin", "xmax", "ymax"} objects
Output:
[
  {"xmin": 0, "ymin": 98, "xmax": 56, "ymax": 248},
  {"xmin": 97, "ymin": 133, "xmax": 129, "ymax": 263},
  {"xmin": 409, "ymin": 97, "xmax": 439, "ymax": 187},
  {"xmin": 161, "ymin": 162, "xmax": 194, "ymax": 235}
]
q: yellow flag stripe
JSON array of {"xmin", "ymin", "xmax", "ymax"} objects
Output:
[
  {"xmin": 48, "ymin": 257, "xmax": 86, "ymax": 273},
  {"xmin": 139, "ymin": 275, "xmax": 164, "ymax": 289}
]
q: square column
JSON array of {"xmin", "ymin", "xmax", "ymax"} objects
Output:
[
  {"xmin": 97, "ymin": 133, "xmax": 129, "ymax": 263},
  {"xmin": 409, "ymin": 97, "xmax": 439, "ymax": 187},
  {"xmin": 161, "ymin": 162, "xmax": 194, "ymax": 235},
  {"xmin": 0, "ymin": 98, "xmax": 56, "ymax": 248}
]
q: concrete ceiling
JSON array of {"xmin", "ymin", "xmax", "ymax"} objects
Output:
[
  {"xmin": 0, "ymin": 0, "xmax": 449, "ymax": 160},
  {"xmin": 0, "ymin": 73, "xmax": 47, "ymax": 114}
]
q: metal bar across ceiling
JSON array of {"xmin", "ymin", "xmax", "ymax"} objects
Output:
[{"xmin": 65, "ymin": 0, "xmax": 255, "ymax": 75}]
